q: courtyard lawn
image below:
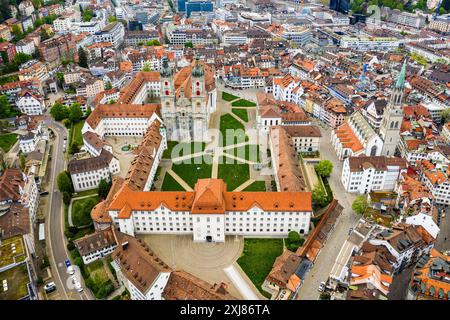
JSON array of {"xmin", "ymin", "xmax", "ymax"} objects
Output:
[
  {"xmin": 0, "ymin": 236, "xmax": 26, "ymax": 269},
  {"xmin": 70, "ymin": 120, "xmax": 85, "ymax": 146},
  {"xmin": 220, "ymin": 114, "xmax": 248, "ymax": 146},
  {"xmin": 243, "ymin": 181, "xmax": 266, "ymax": 192},
  {"xmin": 218, "ymin": 163, "xmax": 249, "ymax": 191},
  {"xmin": 171, "ymin": 156, "xmax": 212, "ymax": 188},
  {"xmin": 71, "ymin": 196, "xmax": 100, "ymax": 227},
  {"xmin": 161, "ymin": 172, "xmax": 186, "ymax": 191},
  {"xmin": 231, "ymin": 99, "xmax": 256, "ymax": 107},
  {"xmin": 237, "ymin": 239, "xmax": 283, "ymax": 295},
  {"xmin": 0, "ymin": 264, "xmax": 30, "ymax": 300},
  {"xmin": 231, "ymin": 108, "xmax": 248, "ymax": 122},
  {"xmin": 0, "ymin": 133, "xmax": 18, "ymax": 153},
  {"xmin": 85, "ymin": 260, "xmax": 115, "ymax": 300},
  {"xmin": 163, "ymin": 141, "xmax": 206, "ymax": 159},
  {"xmin": 224, "ymin": 144, "xmax": 259, "ymax": 162},
  {"xmin": 222, "ymin": 91, "xmax": 239, "ymax": 102}
]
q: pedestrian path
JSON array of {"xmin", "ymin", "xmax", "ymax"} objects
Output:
[
  {"xmin": 223, "ymin": 265, "xmax": 259, "ymax": 300},
  {"xmin": 68, "ymin": 194, "xmax": 98, "ymax": 227},
  {"xmin": 233, "ymin": 179, "xmax": 255, "ymax": 192},
  {"xmin": 166, "ymin": 169, "xmax": 193, "ymax": 191}
]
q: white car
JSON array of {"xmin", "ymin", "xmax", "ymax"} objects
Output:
[
  {"xmin": 318, "ymin": 281, "xmax": 326, "ymax": 292},
  {"xmin": 74, "ymin": 281, "xmax": 83, "ymax": 293},
  {"xmin": 67, "ymin": 265, "xmax": 75, "ymax": 275}
]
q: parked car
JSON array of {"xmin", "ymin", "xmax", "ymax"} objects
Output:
[
  {"xmin": 65, "ymin": 259, "xmax": 75, "ymax": 275},
  {"xmin": 44, "ymin": 282, "xmax": 56, "ymax": 294},
  {"xmin": 318, "ymin": 281, "xmax": 326, "ymax": 292},
  {"xmin": 74, "ymin": 280, "xmax": 83, "ymax": 293}
]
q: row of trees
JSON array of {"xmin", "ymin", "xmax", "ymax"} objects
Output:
[
  {"xmin": 0, "ymin": 52, "xmax": 33, "ymax": 75},
  {"xmin": 0, "ymin": 95, "xmax": 19, "ymax": 118}
]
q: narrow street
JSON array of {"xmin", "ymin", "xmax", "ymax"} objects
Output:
[
  {"xmin": 296, "ymin": 119, "xmax": 359, "ymax": 300},
  {"xmin": 44, "ymin": 117, "xmax": 93, "ymax": 300}
]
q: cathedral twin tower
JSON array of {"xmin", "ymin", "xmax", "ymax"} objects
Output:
[{"xmin": 160, "ymin": 56, "xmax": 210, "ymax": 142}]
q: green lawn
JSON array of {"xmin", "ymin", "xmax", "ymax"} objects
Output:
[
  {"xmin": 222, "ymin": 91, "xmax": 239, "ymax": 101},
  {"xmin": 218, "ymin": 163, "xmax": 249, "ymax": 191},
  {"xmin": 163, "ymin": 141, "xmax": 206, "ymax": 159},
  {"xmin": 224, "ymin": 144, "xmax": 259, "ymax": 162},
  {"xmin": 71, "ymin": 196, "xmax": 100, "ymax": 227},
  {"xmin": 231, "ymin": 99, "xmax": 256, "ymax": 107},
  {"xmin": 171, "ymin": 156, "xmax": 212, "ymax": 188},
  {"xmin": 232, "ymin": 108, "xmax": 248, "ymax": 122},
  {"xmin": 85, "ymin": 260, "xmax": 115, "ymax": 299},
  {"xmin": 0, "ymin": 133, "xmax": 18, "ymax": 153},
  {"xmin": 71, "ymin": 120, "xmax": 84, "ymax": 146},
  {"xmin": 220, "ymin": 114, "xmax": 248, "ymax": 146},
  {"xmin": 161, "ymin": 172, "xmax": 186, "ymax": 191},
  {"xmin": 0, "ymin": 264, "xmax": 30, "ymax": 300},
  {"xmin": 237, "ymin": 239, "xmax": 284, "ymax": 295},
  {"xmin": 243, "ymin": 181, "xmax": 266, "ymax": 191}
]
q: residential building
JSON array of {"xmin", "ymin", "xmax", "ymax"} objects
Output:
[
  {"xmin": 68, "ymin": 149, "xmax": 120, "ymax": 192},
  {"xmin": 74, "ymin": 227, "xmax": 117, "ymax": 264},
  {"xmin": 15, "ymin": 90, "xmax": 46, "ymax": 115},
  {"xmin": 18, "ymin": 60, "xmax": 49, "ymax": 83},
  {"xmin": 407, "ymin": 248, "xmax": 450, "ymax": 300},
  {"xmin": 341, "ymin": 156, "xmax": 407, "ymax": 194},
  {"xmin": 94, "ymin": 22, "xmax": 125, "ymax": 49}
]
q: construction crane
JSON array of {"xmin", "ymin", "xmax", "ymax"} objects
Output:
[{"xmin": 434, "ymin": 0, "xmax": 443, "ymax": 20}]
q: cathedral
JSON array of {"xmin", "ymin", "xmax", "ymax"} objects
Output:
[
  {"xmin": 331, "ymin": 60, "xmax": 406, "ymax": 160},
  {"xmin": 379, "ymin": 60, "xmax": 406, "ymax": 156},
  {"xmin": 160, "ymin": 57, "xmax": 217, "ymax": 142}
]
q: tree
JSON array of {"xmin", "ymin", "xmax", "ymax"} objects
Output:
[
  {"xmin": 146, "ymin": 39, "xmax": 161, "ymax": 46},
  {"xmin": 98, "ymin": 178, "xmax": 112, "ymax": 199},
  {"xmin": 69, "ymin": 103, "xmax": 83, "ymax": 123},
  {"xmin": 62, "ymin": 191, "xmax": 71, "ymax": 206},
  {"xmin": 108, "ymin": 15, "xmax": 117, "ymax": 23},
  {"xmin": 78, "ymin": 47, "xmax": 88, "ymax": 68},
  {"xmin": 40, "ymin": 27, "xmax": 50, "ymax": 41},
  {"xmin": 352, "ymin": 195, "xmax": 368, "ymax": 215},
  {"xmin": 13, "ymin": 52, "xmax": 32, "ymax": 66},
  {"xmin": 312, "ymin": 185, "xmax": 328, "ymax": 208},
  {"xmin": 143, "ymin": 62, "xmax": 151, "ymax": 72},
  {"xmin": 11, "ymin": 24, "xmax": 23, "ymax": 41},
  {"xmin": 441, "ymin": 108, "xmax": 450, "ymax": 124},
  {"xmin": 105, "ymin": 81, "xmax": 112, "ymax": 90},
  {"xmin": 56, "ymin": 71, "xmax": 64, "ymax": 84},
  {"xmin": 185, "ymin": 41, "xmax": 193, "ymax": 48},
  {"xmin": 57, "ymin": 171, "xmax": 73, "ymax": 194},
  {"xmin": 0, "ymin": 95, "xmax": 13, "ymax": 118},
  {"xmin": 69, "ymin": 143, "xmax": 79, "ymax": 155},
  {"xmin": 288, "ymin": 230, "xmax": 300, "ymax": 243},
  {"xmin": 19, "ymin": 152, "xmax": 25, "ymax": 169},
  {"xmin": 315, "ymin": 160, "xmax": 333, "ymax": 178},
  {"xmin": 50, "ymin": 103, "xmax": 70, "ymax": 121},
  {"xmin": 82, "ymin": 9, "xmax": 94, "ymax": 22}
]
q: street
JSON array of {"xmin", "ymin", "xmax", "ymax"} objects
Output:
[
  {"xmin": 296, "ymin": 119, "xmax": 359, "ymax": 300},
  {"xmin": 44, "ymin": 117, "xmax": 92, "ymax": 300}
]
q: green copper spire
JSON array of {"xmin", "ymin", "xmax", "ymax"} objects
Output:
[
  {"xmin": 161, "ymin": 56, "xmax": 172, "ymax": 77},
  {"xmin": 395, "ymin": 59, "xmax": 407, "ymax": 89},
  {"xmin": 192, "ymin": 56, "xmax": 204, "ymax": 78}
]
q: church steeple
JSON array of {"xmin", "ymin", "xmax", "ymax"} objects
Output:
[
  {"xmin": 192, "ymin": 56, "xmax": 204, "ymax": 78},
  {"xmin": 389, "ymin": 59, "xmax": 407, "ymax": 106},
  {"xmin": 161, "ymin": 55, "xmax": 172, "ymax": 78}
]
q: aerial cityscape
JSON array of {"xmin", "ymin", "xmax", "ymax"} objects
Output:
[{"xmin": 0, "ymin": 0, "xmax": 449, "ymax": 305}]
